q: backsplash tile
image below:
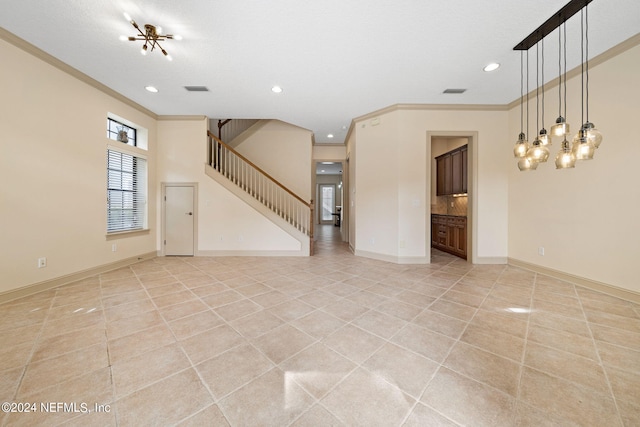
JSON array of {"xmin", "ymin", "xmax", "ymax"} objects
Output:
[{"xmin": 432, "ymin": 196, "xmax": 467, "ymax": 216}]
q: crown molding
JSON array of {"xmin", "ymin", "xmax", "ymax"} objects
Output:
[{"xmin": 0, "ymin": 27, "xmax": 158, "ymax": 119}]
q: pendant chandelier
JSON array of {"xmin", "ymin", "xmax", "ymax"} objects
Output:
[
  {"xmin": 513, "ymin": 52, "xmax": 530, "ymax": 159},
  {"xmin": 525, "ymin": 42, "xmax": 550, "ymax": 164},
  {"xmin": 551, "ymin": 22, "xmax": 571, "ymax": 139},
  {"xmin": 554, "ymin": 22, "xmax": 576, "ymax": 169},
  {"xmin": 512, "ymin": 0, "xmax": 602, "ymax": 171},
  {"xmin": 572, "ymin": 5, "xmax": 602, "ymax": 160}
]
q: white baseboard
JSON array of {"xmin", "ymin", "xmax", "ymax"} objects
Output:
[
  {"xmin": 354, "ymin": 249, "xmax": 428, "ymax": 265},
  {"xmin": 508, "ymin": 257, "xmax": 640, "ymax": 304},
  {"xmin": 475, "ymin": 256, "xmax": 508, "ymax": 264},
  {"xmin": 397, "ymin": 256, "xmax": 429, "ymax": 264},
  {"xmin": 196, "ymin": 249, "xmax": 308, "ymax": 257},
  {"xmin": 0, "ymin": 252, "xmax": 157, "ymax": 304}
]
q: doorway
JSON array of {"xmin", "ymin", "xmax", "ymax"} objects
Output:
[
  {"xmin": 162, "ymin": 183, "xmax": 197, "ymax": 256},
  {"xmin": 319, "ymin": 184, "xmax": 336, "ymax": 225},
  {"xmin": 427, "ymin": 132, "xmax": 476, "ymax": 263},
  {"xmin": 315, "ymin": 161, "xmax": 344, "ymax": 232}
]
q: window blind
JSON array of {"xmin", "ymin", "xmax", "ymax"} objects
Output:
[{"xmin": 107, "ymin": 149, "xmax": 147, "ymax": 232}]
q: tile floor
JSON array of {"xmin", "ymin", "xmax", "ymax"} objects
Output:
[{"xmin": 1, "ymin": 225, "xmax": 639, "ymax": 426}]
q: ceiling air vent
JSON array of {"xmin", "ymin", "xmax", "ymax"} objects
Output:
[
  {"xmin": 443, "ymin": 88, "xmax": 466, "ymax": 94},
  {"xmin": 184, "ymin": 86, "xmax": 209, "ymax": 92}
]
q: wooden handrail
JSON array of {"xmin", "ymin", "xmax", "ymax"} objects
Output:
[{"xmin": 207, "ymin": 130, "xmax": 310, "ymax": 208}]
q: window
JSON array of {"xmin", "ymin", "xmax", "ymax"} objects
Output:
[
  {"xmin": 107, "ymin": 118, "xmax": 137, "ymax": 147},
  {"xmin": 320, "ymin": 184, "xmax": 335, "ymax": 222},
  {"xmin": 107, "ymin": 150, "xmax": 147, "ymax": 232}
]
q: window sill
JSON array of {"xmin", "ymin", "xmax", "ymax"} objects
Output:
[{"xmin": 106, "ymin": 228, "xmax": 150, "ymax": 240}]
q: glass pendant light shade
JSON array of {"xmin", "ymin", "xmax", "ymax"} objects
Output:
[
  {"xmin": 582, "ymin": 122, "xmax": 602, "ymax": 148},
  {"xmin": 555, "ymin": 139, "xmax": 576, "ymax": 169},
  {"xmin": 538, "ymin": 128, "xmax": 551, "ymax": 146},
  {"xmin": 550, "ymin": 117, "xmax": 570, "ymax": 137},
  {"xmin": 518, "ymin": 157, "xmax": 539, "ymax": 171},
  {"xmin": 572, "ymin": 129, "xmax": 595, "ymax": 160},
  {"xmin": 526, "ymin": 138, "xmax": 550, "ymax": 163},
  {"xmin": 513, "ymin": 133, "xmax": 530, "ymax": 158}
]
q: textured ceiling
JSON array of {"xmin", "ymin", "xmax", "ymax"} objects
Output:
[{"xmin": 1, "ymin": 0, "xmax": 638, "ymax": 144}]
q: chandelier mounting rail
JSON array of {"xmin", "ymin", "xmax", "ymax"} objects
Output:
[{"xmin": 513, "ymin": 0, "xmax": 592, "ymax": 51}]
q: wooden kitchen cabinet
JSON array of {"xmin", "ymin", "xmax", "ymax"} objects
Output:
[
  {"xmin": 431, "ymin": 214, "xmax": 467, "ymax": 259},
  {"xmin": 432, "ymin": 215, "xmax": 447, "ymax": 249},
  {"xmin": 436, "ymin": 145, "xmax": 467, "ymax": 196},
  {"xmin": 436, "ymin": 155, "xmax": 452, "ymax": 196},
  {"xmin": 461, "ymin": 146, "xmax": 468, "ymax": 194}
]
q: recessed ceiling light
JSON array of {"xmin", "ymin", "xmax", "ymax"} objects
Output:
[
  {"xmin": 145, "ymin": 86, "xmax": 158, "ymax": 93},
  {"xmin": 327, "ymin": 134, "xmax": 334, "ymax": 138},
  {"xmin": 483, "ymin": 62, "xmax": 500, "ymax": 72},
  {"xmin": 321, "ymin": 162, "xmax": 333, "ymax": 164},
  {"xmin": 321, "ymin": 169, "xmax": 325, "ymax": 172},
  {"xmin": 271, "ymin": 86, "xmax": 283, "ymax": 93}
]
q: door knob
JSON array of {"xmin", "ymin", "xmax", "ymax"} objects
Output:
[{"xmin": 186, "ymin": 212, "xmax": 193, "ymax": 215}]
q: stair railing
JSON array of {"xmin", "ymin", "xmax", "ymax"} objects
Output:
[{"xmin": 207, "ymin": 131, "xmax": 314, "ymax": 246}]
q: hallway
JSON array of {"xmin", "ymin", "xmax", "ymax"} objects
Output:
[{"xmin": 313, "ymin": 224, "xmax": 349, "ymax": 257}]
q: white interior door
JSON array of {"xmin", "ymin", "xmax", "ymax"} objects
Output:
[{"xmin": 165, "ymin": 185, "xmax": 195, "ymax": 256}]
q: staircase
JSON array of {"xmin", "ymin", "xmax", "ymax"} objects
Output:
[{"xmin": 205, "ymin": 131, "xmax": 314, "ymax": 255}]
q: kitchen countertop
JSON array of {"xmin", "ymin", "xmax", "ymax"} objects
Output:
[{"xmin": 431, "ymin": 213, "xmax": 467, "ymax": 218}]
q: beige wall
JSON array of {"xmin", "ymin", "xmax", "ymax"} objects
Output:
[
  {"xmin": 234, "ymin": 120, "xmax": 313, "ymax": 201},
  {"xmin": 352, "ymin": 106, "xmax": 509, "ymax": 263},
  {"xmin": 353, "ymin": 113, "xmax": 401, "ymax": 259},
  {"xmin": 0, "ymin": 38, "xmax": 157, "ymax": 295},
  {"xmin": 507, "ymin": 41, "xmax": 640, "ymax": 294},
  {"xmin": 313, "ymin": 144, "xmax": 347, "ymax": 161},
  {"xmin": 346, "ymin": 131, "xmax": 357, "ymax": 250},
  {"xmin": 156, "ymin": 119, "xmax": 301, "ymax": 253}
]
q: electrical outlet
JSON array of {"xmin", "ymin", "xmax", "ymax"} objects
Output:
[
  {"xmin": 399, "ymin": 240, "xmax": 406, "ymax": 248},
  {"xmin": 370, "ymin": 237, "xmax": 375, "ymax": 245},
  {"xmin": 538, "ymin": 247, "xmax": 545, "ymax": 256},
  {"xmin": 37, "ymin": 257, "xmax": 47, "ymax": 268},
  {"xmin": 112, "ymin": 244, "xmax": 117, "ymax": 252}
]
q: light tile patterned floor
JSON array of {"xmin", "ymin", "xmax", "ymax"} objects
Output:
[{"xmin": 1, "ymin": 226, "xmax": 639, "ymax": 426}]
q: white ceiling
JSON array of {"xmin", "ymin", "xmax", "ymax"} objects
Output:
[{"xmin": 1, "ymin": 1, "xmax": 638, "ymax": 144}]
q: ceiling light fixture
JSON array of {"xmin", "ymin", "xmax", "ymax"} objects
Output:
[
  {"xmin": 572, "ymin": 4, "xmax": 601, "ymax": 160},
  {"xmin": 513, "ymin": 51, "xmax": 529, "ymax": 160},
  {"xmin": 538, "ymin": 39, "xmax": 550, "ymax": 147},
  {"xmin": 525, "ymin": 42, "xmax": 550, "ymax": 164},
  {"xmin": 551, "ymin": 22, "xmax": 570, "ymax": 139},
  {"xmin": 122, "ymin": 12, "xmax": 179, "ymax": 60},
  {"xmin": 554, "ymin": 22, "xmax": 576, "ymax": 169},
  {"xmin": 483, "ymin": 62, "xmax": 500, "ymax": 72},
  {"xmin": 513, "ymin": 0, "xmax": 600, "ymax": 171},
  {"xmin": 327, "ymin": 134, "xmax": 334, "ymax": 138},
  {"xmin": 271, "ymin": 86, "xmax": 283, "ymax": 93},
  {"xmin": 144, "ymin": 86, "xmax": 158, "ymax": 93}
]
